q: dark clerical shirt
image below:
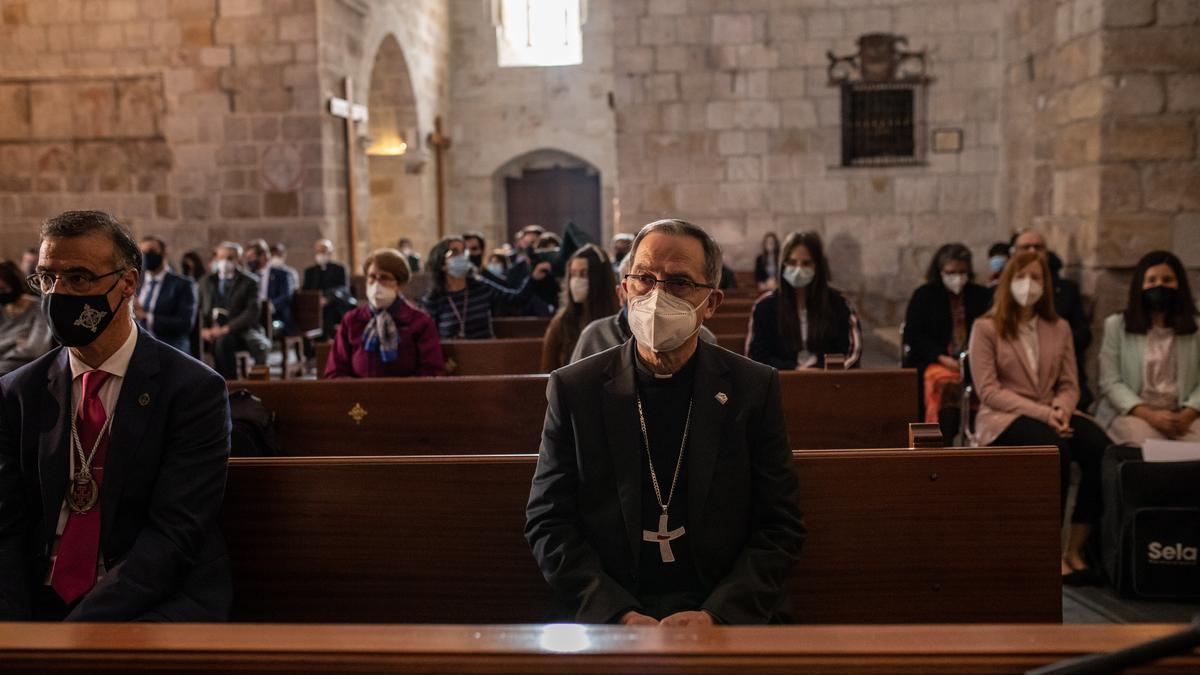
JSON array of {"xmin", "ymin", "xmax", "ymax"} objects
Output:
[{"xmin": 633, "ymin": 350, "xmax": 704, "ymax": 619}]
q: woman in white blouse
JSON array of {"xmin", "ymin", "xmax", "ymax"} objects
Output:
[{"xmin": 1098, "ymin": 250, "xmax": 1200, "ymax": 445}]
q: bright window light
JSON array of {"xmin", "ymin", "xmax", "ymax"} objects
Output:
[{"xmin": 494, "ymin": 0, "xmax": 584, "ymax": 68}]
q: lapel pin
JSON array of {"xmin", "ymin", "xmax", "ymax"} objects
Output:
[
  {"xmin": 138, "ymin": 393, "xmax": 150, "ymax": 407},
  {"xmin": 715, "ymin": 392, "xmax": 728, "ymax": 405}
]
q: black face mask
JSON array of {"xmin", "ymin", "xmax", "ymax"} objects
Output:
[
  {"xmin": 0, "ymin": 290, "xmax": 20, "ymax": 305},
  {"xmin": 1143, "ymin": 286, "xmax": 1178, "ymax": 313},
  {"xmin": 469, "ymin": 254, "xmax": 483, "ymax": 268},
  {"xmin": 142, "ymin": 251, "xmax": 163, "ymax": 272},
  {"xmin": 41, "ymin": 277, "xmax": 125, "ymax": 348}
]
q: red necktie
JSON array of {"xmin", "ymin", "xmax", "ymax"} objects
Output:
[{"xmin": 50, "ymin": 369, "xmax": 112, "ymax": 605}]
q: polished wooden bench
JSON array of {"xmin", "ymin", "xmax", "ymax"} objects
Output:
[
  {"xmin": 493, "ymin": 316, "xmax": 551, "ymax": 338},
  {"xmin": 704, "ymin": 312, "xmax": 751, "ymax": 335},
  {"xmin": 231, "ymin": 369, "xmax": 917, "ymax": 455},
  {"xmin": 6, "ymin": 623, "xmax": 1196, "ymax": 673},
  {"xmin": 217, "ymin": 447, "xmax": 1060, "ymax": 624},
  {"xmin": 442, "ymin": 338, "xmax": 544, "ymax": 375}
]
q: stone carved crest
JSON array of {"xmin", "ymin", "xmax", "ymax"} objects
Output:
[
  {"xmin": 261, "ymin": 144, "xmax": 304, "ymax": 192},
  {"xmin": 827, "ymin": 33, "xmax": 928, "ymax": 85}
]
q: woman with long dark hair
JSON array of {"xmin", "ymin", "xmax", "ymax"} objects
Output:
[
  {"xmin": 1098, "ymin": 250, "xmax": 1200, "ymax": 445},
  {"xmin": 746, "ymin": 231, "xmax": 861, "ymax": 369},
  {"xmin": 902, "ymin": 243, "xmax": 992, "ymax": 426},
  {"xmin": 540, "ymin": 244, "xmax": 619, "ymax": 371},
  {"xmin": 753, "ymin": 232, "xmax": 780, "ymax": 292},
  {"xmin": 0, "ymin": 260, "xmax": 52, "ymax": 374},
  {"xmin": 421, "ymin": 235, "xmax": 552, "ymax": 339},
  {"xmin": 969, "ymin": 251, "xmax": 1111, "ymax": 584}
]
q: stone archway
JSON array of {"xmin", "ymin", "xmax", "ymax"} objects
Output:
[
  {"xmin": 365, "ymin": 35, "xmax": 422, "ymax": 255},
  {"xmin": 494, "ymin": 149, "xmax": 603, "ymax": 246}
]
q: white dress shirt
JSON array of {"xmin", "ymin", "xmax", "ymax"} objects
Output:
[{"xmin": 139, "ymin": 269, "xmax": 166, "ymax": 332}]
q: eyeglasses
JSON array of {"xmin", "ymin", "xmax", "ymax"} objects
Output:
[
  {"xmin": 366, "ymin": 272, "xmax": 398, "ymax": 286},
  {"xmin": 27, "ymin": 268, "xmax": 126, "ymax": 295},
  {"xmin": 624, "ymin": 273, "xmax": 714, "ymax": 298}
]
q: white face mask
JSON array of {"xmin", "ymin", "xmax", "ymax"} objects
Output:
[
  {"xmin": 367, "ymin": 282, "xmax": 397, "ymax": 311},
  {"xmin": 315, "ymin": 253, "xmax": 331, "ymax": 267},
  {"xmin": 941, "ymin": 273, "xmax": 968, "ymax": 295},
  {"xmin": 627, "ymin": 288, "xmax": 710, "ymax": 353},
  {"xmin": 783, "ymin": 265, "xmax": 815, "ymax": 289},
  {"xmin": 1010, "ymin": 277, "xmax": 1043, "ymax": 308},
  {"xmin": 568, "ymin": 277, "xmax": 589, "ymax": 304},
  {"xmin": 213, "ymin": 259, "xmax": 234, "ymax": 278}
]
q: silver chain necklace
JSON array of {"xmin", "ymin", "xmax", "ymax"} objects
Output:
[
  {"xmin": 636, "ymin": 391, "xmax": 693, "ymax": 563},
  {"xmin": 67, "ymin": 407, "xmax": 115, "ymax": 514}
]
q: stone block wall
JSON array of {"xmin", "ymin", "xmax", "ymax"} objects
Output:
[
  {"xmin": 611, "ymin": 0, "xmax": 1006, "ymax": 326},
  {"xmin": 0, "ymin": 0, "xmax": 326, "ymax": 265},
  {"xmin": 446, "ymin": 0, "xmax": 617, "ymax": 254}
]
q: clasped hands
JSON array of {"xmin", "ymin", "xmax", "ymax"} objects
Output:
[
  {"xmin": 620, "ymin": 610, "xmax": 713, "ymax": 627},
  {"xmin": 1048, "ymin": 406, "xmax": 1073, "ymax": 438},
  {"xmin": 1135, "ymin": 405, "xmax": 1199, "ymax": 439},
  {"xmin": 200, "ymin": 325, "xmax": 231, "ymax": 343}
]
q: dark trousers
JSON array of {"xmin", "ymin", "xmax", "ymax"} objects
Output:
[
  {"xmin": 992, "ymin": 414, "xmax": 1111, "ymax": 524},
  {"xmin": 212, "ymin": 329, "xmax": 269, "ymax": 379},
  {"xmin": 31, "ymin": 584, "xmax": 72, "ymax": 621}
]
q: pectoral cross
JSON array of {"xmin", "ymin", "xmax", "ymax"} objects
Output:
[{"xmin": 642, "ymin": 512, "xmax": 685, "ymax": 563}]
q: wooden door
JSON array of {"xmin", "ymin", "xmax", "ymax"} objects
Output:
[{"xmin": 505, "ymin": 167, "xmax": 600, "ymax": 243}]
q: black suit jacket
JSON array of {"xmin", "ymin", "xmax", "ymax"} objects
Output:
[
  {"xmin": 139, "ymin": 271, "xmax": 197, "ymax": 353},
  {"xmin": 0, "ymin": 328, "xmax": 232, "ymax": 620},
  {"xmin": 302, "ymin": 263, "xmax": 348, "ymax": 294},
  {"xmin": 525, "ymin": 340, "xmax": 805, "ymax": 624},
  {"xmin": 197, "ymin": 271, "xmax": 263, "ymax": 336}
]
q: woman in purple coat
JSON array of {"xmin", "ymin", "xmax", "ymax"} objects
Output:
[{"xmin": 325, "ymin": 248, "xmax": 446, "ymax": 378}]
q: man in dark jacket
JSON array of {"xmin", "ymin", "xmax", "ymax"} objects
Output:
[
  {"xmin": 198, "ymin": 242, "xmax": 270, "ymax": 379},
  {"xmin": 134, "ymin": 236, "xmax": 196, "ymax": 354}
]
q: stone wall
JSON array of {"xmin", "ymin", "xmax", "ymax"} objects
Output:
[
  {"xmin": 610, "ymin": 0, "xmax": 1006, "ymax": 326},
  {"xmin": 445, "ymin": 0, "xmax": 618, "ymax": 255},
  {"xmin": 0, "ymin": 0, "xmax": 326, "ymax": 263}
]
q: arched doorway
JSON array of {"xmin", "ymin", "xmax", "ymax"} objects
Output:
[
  {"xmin": 365, "ymin": 35, "xmax": 421, "ymax": 254},
  {"xmin": 496, "ymin": 149, "xmax": 602, "ymax": 245}
]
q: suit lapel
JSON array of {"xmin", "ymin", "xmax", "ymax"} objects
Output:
[
  {"xmin": 39, "ymin": 350, "xmax": 72, "ymax": 545},
  {"xmin": 601, "ymin": 341, "xmax": 643, "ymax": 567},
  {"xmin": 687, "ymin": 342, "xmax": 731, "ymax": 538},
  {"xmin": 100, "ymin": 330, "xmax": 161, "ymax": 539}
]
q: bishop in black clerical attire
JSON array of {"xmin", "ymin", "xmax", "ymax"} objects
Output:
[{"xmin": 526, "ymin": 219, "xmax": 805, "ymax": 625}]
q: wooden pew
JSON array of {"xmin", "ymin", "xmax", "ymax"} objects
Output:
[
  {"xmin": 217, "ymin": 447, "xmax": 1061, "ymax": 624},
  {"xmin": 8, "ymin": 624, "xmax": 1198, "ymax": 673},
  {"xmin": 442, "ymin": 338, "xmax": 544, "ymax": 375},
  {"xmin": 493, "ymin": 316, "xmax": 551, "ymax": 338},
  {"xmin": 704, "ymin": 313, "xmax": 751, "ymax": 335},
  {"xmin": 231, "ymin": 369, "xmax": 917, "ymax": 455}
]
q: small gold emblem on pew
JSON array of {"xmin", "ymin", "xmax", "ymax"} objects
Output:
[{"xmin": 348, "ymin": 403, "xmax": 368, "ymax": 425}]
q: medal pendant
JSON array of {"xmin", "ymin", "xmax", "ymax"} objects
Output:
[{"xmin": 68, "ymin": 474, "xmax": 99, "ymax": 514}]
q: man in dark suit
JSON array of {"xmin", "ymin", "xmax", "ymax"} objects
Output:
[
  {"xmin": 526, "ymin": 219, "xmax": 805, "ymax": 626},
  {"xmin": 198, "ymin": 242, "xmax": 270, "ymax": 379},
  {"xmin": 134, "ymin": 236, "xmax": 196, "ymax": 353},
  {"xmin": 0, "ymin": 210, "xmax": 231, "ymax": 621},
  {"xmin": 302, "ymin": 238, "xmax": 351, "ymax": 341},
  {"xmin": 245, "ymin": 239, "xmax": 295, "ymax": 336}
]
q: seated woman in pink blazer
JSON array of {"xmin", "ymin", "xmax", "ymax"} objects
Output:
[{"xmin": 969, "ymin": 250, "xmax": 1112, "ymax": 586}]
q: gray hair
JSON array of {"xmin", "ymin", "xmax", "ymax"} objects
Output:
[
  {"xmin": 216, "ymin": 241, "xmax": 244, "ymax": 258},
  {"xmin": 629, "ymin": 219, "xmax": 723, "ymax": 287},
  {"xmin": 41, "ymin": 210, "xmax": 141, "ymax": 273}
]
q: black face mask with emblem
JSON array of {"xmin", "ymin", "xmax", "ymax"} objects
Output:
[{"xmin": 41, "ymin": 276, "xmax": 126, "ymax": 348}]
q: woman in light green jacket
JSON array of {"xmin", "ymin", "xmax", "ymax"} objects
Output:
[{"xmin": 1098, "ymin": 251, "xmax": 1200, "ymax": 445}]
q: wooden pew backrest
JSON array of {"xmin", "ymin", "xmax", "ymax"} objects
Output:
[
  {"xmin": 233, "ymin": 368, "xmax": 916, "ymax": 455},
  {"xmin": 221, "ymin": 447, "xmax": 1061, "ymax": 624},
  {"xmin": 442, "ymin": 338, "xmax": 543, "ymax": 375}
]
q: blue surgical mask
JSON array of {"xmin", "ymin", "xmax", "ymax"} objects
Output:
[
  {"xmin": 446, "ymin": 254, "xmax": 473, "ymax": 279},
  {"xmin": 989, "ymin": 256, "xmax": 1007, "ymax": 274},
  {"xmin": 486, "ymin": 262, "xmax": 505, "ymax": 277}
]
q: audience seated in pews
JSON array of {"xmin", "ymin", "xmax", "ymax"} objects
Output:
[
  {"xmin": 969, "ymin": 250, "xmax": 1111, "ymax": 586},
  {"xmin": 245, "ymin": 239, "xmax": 296, "ymax": 336},
  {"xmin": 134, "ymin": 236, "xmax": 196, "ymax": 354},
  {"xmin": 902, "ymin": 243, "xmax": 991, "ymax": 431},
  {"xmin": 1010, "ymin": 230, "xmax": 1095, "ymax": 411},
  {"xmin": 198, "ymin": 242, "xmax": 270, "ymax": 379},
  {"xmin": 753, "ymin": 232, "xmax": 780, "ymax": 292},
  {"xmin": 527, "ymin": 219, "xmax": 805, "ymax": 626},
  {"xmin": 540, "ymin": 244, "xmax": 619, "ymax": 372},
  {"xmin": 325, "ymin": 249, "xmax": 445, "ymax": 379},
  {"xmin": 302, "ymin": 238, "xmax": 353, "ymax": 341},
  {"xmin": 0, "ymin": 260, "xmax": 53, "ymax": 374},
  {"xmin": 1098, "ymin": 250, "xmax": 1200, "ymax": 445},
  {"xmin": 0, "ymin": 210, "xmax": 231, "ymax": 621},
  {"xmin": 746, "ymin": 231, "xmax": 862, "ymax": 370},
  {"xmin": 571, "ymin": 254, "xmax": 716, "ymax": 363},
  {"xmin": 422, "ymin": 235, "xmax": 553, "ymax": 339}
]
